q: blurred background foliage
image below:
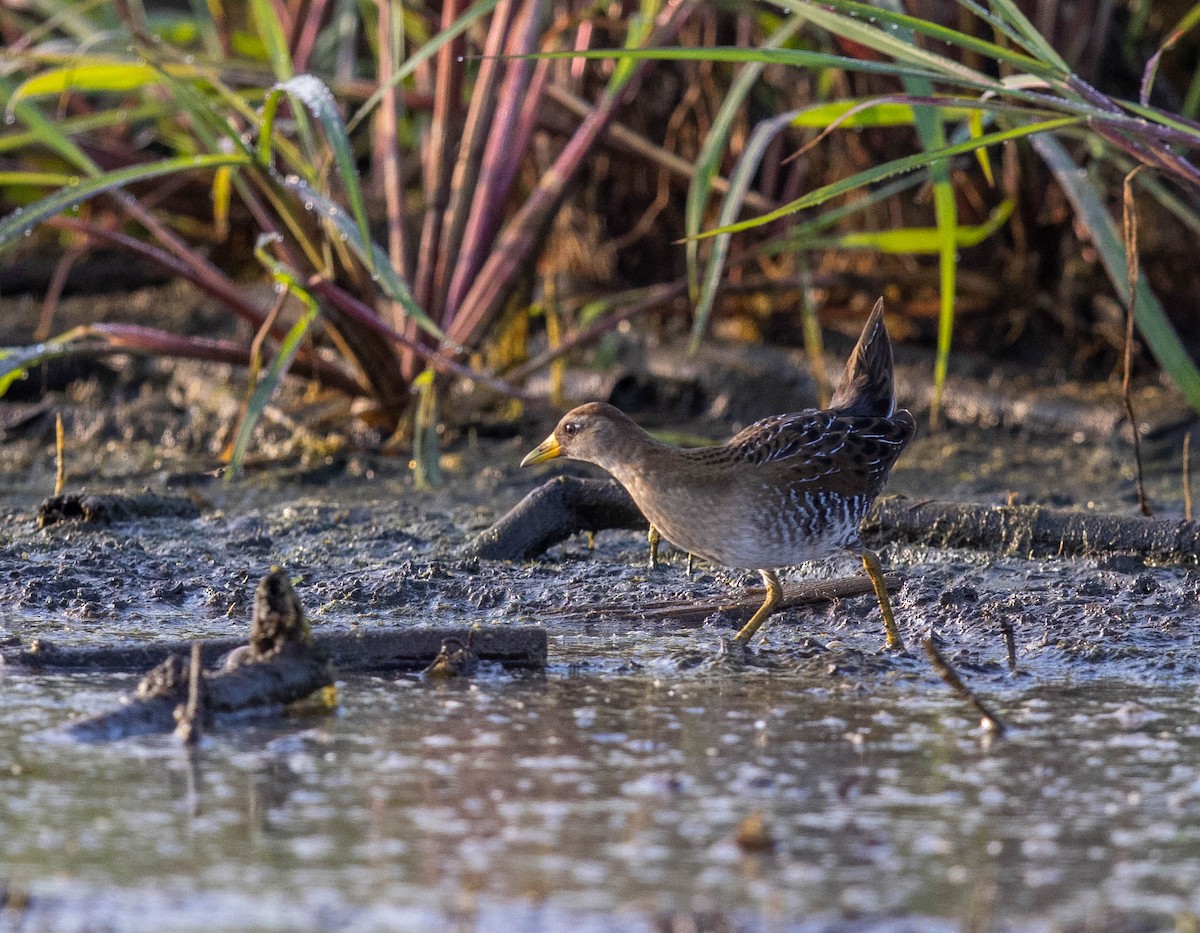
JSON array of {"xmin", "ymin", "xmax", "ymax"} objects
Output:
[{"xmin": 1, "ymin": 0, "xmax": 1199, "ymax": 469}]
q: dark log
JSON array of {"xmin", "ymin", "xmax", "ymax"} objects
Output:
[{"xmin": 468, "ymin": 476, "xmax": 646, "ymax": 560}]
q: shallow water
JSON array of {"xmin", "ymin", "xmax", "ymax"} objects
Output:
[{"xmin": 4, "ymin": 653, "xmax": 1200, "ymax": 932}]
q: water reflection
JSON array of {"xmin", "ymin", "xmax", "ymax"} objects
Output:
[{"xmin": 2, "ymin": 664, "xmax": 1200, "ymax": 931}]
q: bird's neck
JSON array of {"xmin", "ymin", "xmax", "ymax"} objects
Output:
[{"xmin": 591, "ymin": 427, "xmax": 669, "ymax": 486}]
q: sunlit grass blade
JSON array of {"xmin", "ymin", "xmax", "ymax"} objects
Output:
[
  {"xmin": 691, "ymin": 117, "xmax": 1080, "ymax": 241},
  {"xmin": 789, "ymin": 99, "xmax": 980, "ymax": 127},
  {"xmin": 1032, "ymin": 134, "xmax": 1200, "ymax": 412},
  {"xmin": 261, "ymin": 74, "xmax": 372, "ymax": 272},
  {"xmin": 794, "ymin": 199, "xmax": 1014, "ymax": 251},
  {"xmin": 9, "ymin": 61, "xmax": 201, "ymax": 101},
  {"xmin": 0, "ymin": 153, "xmax": 251, "ymax": 250}
]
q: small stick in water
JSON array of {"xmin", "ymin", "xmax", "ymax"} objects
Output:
[
  {"xmin": 922, "ymin": 636, "xmax": 1007, "ymax": 736},
  {"xmin": 999, "ymin": 618, "xmax": 1017, "ymax": 672},
  {"xmin": 175, "ymin": 642, "xmax": 205, "ymax": 745}
]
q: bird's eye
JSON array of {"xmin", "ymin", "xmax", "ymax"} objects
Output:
[{"xmin": 563, "ymin": 422, "xmax": 579, "ymax": 438}]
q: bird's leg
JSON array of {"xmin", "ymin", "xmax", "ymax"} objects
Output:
[
  {"xmin": 859, "ymin": 547, "xmax": 905, "ymax": 651},
  {"xmin": 732, "ymin": 570, "xmax": 782, "ymax": 645},
  {"xmin": 648, "ymin": 525, "xmax": 661, "ymax": 570},
  {"xmin": 686, "ymin": 553, "xmax": 695, "ymax": 578}
]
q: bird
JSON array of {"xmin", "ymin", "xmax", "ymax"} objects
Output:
[{"xmin": 520, "ymin": 297, "xmax": 915, "ymax": 649}]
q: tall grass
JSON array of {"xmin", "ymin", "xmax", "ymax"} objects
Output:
[
  {"xmin": 0, "ymin": 0, "xmax": 689, "ymax": 473},
  {"xmin": 544, "ymin": 0, "xmax": 1200, "ymax": 421}
]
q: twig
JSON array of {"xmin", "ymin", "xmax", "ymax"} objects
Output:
[
  {"xmin": 53, "ymin": 413, "xmax": 65, "ymax": 496},
  {"xmin": 1185, "ymin": 431, "xmax": 1193, "ymax": 522},
  {"xmin": 175, "ymin": 641, "xmax": 204, "ymax": 745},
  {"xmin": 1122, "ymin": 167, "xmax": 1151, "ymax": 516},
  {"xmin": 921, "ymin": 637, "xmax": 1007, "ymax": 735}
]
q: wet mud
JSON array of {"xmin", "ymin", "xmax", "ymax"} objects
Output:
[{"xmin": 2, "ymin": 312, "xmax": 1200, "ymax": 929}]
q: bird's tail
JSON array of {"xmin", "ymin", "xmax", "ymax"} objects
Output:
[{"xmin": 828, "ymin": 297, "xmax": 896, "ymax": 418}]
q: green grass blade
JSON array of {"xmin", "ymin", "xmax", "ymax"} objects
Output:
[
  {"xmin": 263, "ymin": 75, "xmax": 372, "ymax": 272},
  {"xmin": 227, "ymin": 236, "xmax": 323, "ymax": 478},
  {"xmin": 894, "ymin": 3, "xmax": 960, "ymax": 430},
  {"xmin": 277, "ymin": 175, "xmax": 444, "ymax": 340},
  {"xmin": 790, "ymin": 99, "xmax": 980, "ymax": 127},
  {"xmin": 0, "ymin": 171, "xmax": 81, "ymax": 187},
  {"xmin": 11, "ymin": 62, "xmax": 172, "ymax": 99},
  {"xmin": 801, "ymin": 0, "xmax": 1060, "ymax": 79},
  {"xmin": 977, "ymin": 0, "xmax": 1071, "ymax": 73},
  {"xmin": 795, "ymin": 199, "xmax": 1014, "ymax": 251},
  {"xmin": 1032, "ymin": 134, "xmax": 1200, "ymax": 412},
  {"xmin": 691, "ymin": 111, "xmax": 798, "ymax": 350},
  {"xmin": 526, "ymin": 47, "xmax": 1005, "ymax": 93},
  {"xmin": 686, "ymin": 16, "xmax": 806, "ymax": 301},
  {"xmin": 691, "ymin": 117, "xmax": 1081, "ymax": 240},
  {"xmin": 0, "ymin": 103, "xmax": 167, "ymax": 156},
  {"xmin": 772, "ymin": 0, "xmax": 1003, "ymax": 90},
  {"xmin": 0, "ymin": 79, "xmax": 101, "ymax": 175},
  {"xmin": 0, "ymin": 153, "xmax": 250, "ymax": 250},
  {"xmin": 249, "ymin": 0, "xmax": 294, "ymax": 79}
]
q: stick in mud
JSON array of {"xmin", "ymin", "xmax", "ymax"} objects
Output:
[{"xmin": 921, "ymin": 636, "xmax": 1008, "ymax": 735}]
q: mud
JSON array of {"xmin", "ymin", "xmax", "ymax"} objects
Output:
[{"xmin": 2, "ymin": 290, "xmax": 1200, "ymax": 929}]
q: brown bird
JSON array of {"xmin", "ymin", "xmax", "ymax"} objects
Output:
[{"xmin": 520, "ymin": 298, "xmax": 915, "ymax": 649}]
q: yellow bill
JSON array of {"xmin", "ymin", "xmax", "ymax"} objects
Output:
[{"xmin": 520, "ymin": 434, "xmax": 562, "ymax": 467}]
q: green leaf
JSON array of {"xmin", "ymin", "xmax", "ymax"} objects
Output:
[
  {"xmin": 11, "ymin": 62, "xmax": 165, "ymax": 100},
  {"xmin": 790, "ymin": 99, "xmax": 979, "ymax": 127},
  {"xmin": 0, "ymin": 153, "xmax": 251, "ymax": 250},
  {"xmin": 249, "ymin": 0, "xmax": 294, "ymax": 79},
  {"xmin": 227, "ymin": 236, "xmax": 323, "ymax": 478},
  {"xmin": 798, "ymin": 199, "xmax": 1014, "ymax": 252},
  {"xmin": 686, "ymin": 16, "xmax": 805, "ymax": 302},
  {"xmin": 691, "ymin": 111, "xmax": 798, "ymax": 350}
]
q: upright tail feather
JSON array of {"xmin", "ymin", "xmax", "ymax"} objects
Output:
[{"xmin": 828, "ymin": 297, "xmax": 896, "ymax": 418}]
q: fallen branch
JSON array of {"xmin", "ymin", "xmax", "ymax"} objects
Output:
[
  {"xmin": 63, "ymin": 568, "xmax": 332, "ymax": 741},
  {"xmin": 556, "ymin": 574, "xmax": 899, "ymax": 626},
  {"xmin": 3, "ymin": 625, "xmax": 548, "ymax": 673},
  {"xmin": 468, "ymin": 475, "xmax": 644, "ymax": 560},
  {"xmin": 867, "ymin": 496, "xmax": 1200, "ymax": 562}
]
